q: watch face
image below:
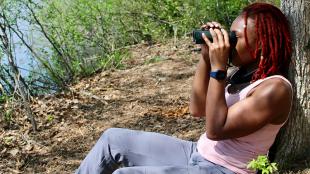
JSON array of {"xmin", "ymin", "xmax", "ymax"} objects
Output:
[{"xmin": 217, "ymin": 72, "xmax": 226, "ymax": 79}]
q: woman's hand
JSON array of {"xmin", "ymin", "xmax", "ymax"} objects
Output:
[
  {"xmin": 200, "ymin": 22, "xmax": 221, "ymax": 63},
  {"xmin": 201, "ymin": 22, "xmax": 230, "ymax": 71}
]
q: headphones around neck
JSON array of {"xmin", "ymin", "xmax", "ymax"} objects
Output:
[{"xmin": 227, "ymin": 67, "xmax": 257, "ymax": 85}]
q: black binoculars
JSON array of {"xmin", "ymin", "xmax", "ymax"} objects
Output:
[{"xmin": 192, "ymin": 30, "xmax": 237, "ymax": 46}]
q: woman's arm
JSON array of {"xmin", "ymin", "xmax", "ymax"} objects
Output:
[
  {"xmin": 189, "ymin": 51, "xmax": 211, "ymax": 117},
  {"xmin": 189, "ymin": 22, "xmax": 220, "ymax": 117}
]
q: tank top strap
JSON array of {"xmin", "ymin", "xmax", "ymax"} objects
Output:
[{"xmin": 262, "ymin": 75, "xmax": 293, "ymax": 90}]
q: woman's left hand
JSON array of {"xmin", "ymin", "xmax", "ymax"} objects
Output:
[{"xmin": 201, "ymin": 26, "xmax": 230, "ymax": 71}]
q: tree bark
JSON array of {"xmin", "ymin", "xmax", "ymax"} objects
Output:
[{"xmin": 272, "ymin": 0, "xmax": 310, "ymax": 169}]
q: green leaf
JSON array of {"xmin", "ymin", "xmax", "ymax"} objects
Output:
[
  {"xmin": 262, "ymin": 169, "xmax": 269, "ymax": 174},
  {"xmin": 247, "ymin": 155, "xmax": 278, "ymax": 173},
  {"xmin": 46, "ymin": 114, "xmax": 54, "ymax": 122}
]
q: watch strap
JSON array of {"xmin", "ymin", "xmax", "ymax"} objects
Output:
[{"xmin": 210, "ymin": 70, "xmax": 227, "ymax": 80}]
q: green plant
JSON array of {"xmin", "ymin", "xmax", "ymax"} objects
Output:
[
  {"xmin": 144, "ymin": 56, "xmax": 164, "ymax": 65},
  {"xmin": 0, "ymin": 94, "xmax": 9, "ymax": 103},
  {"xmin": 100, "ymin": 50, "xmax": 129, "ymax": 70},
  {"xmin": 247, "ymin": 155, "xmax": 278, "ymax": 174},
  {"xmin": 4, "ymin": 109, "xmax": 13, "ymax": 123},
  {"xmin": 0, "ymin": 94, "xmax": 14, "ymax": 123},
  {"xmin": 3, "ymin": 136, "xmax": 15, "ymax": 145},
  {"xmin": 46, "ymin": 114, "xmax": 54, "ymax": 122}
]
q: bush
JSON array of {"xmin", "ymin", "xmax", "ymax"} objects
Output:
[{"xmin": 36, "ymin": 0, "xmax": 250, "ymax": 77}]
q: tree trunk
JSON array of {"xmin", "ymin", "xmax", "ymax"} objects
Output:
[{"xmin": 272, "ymin": 0, "xmax": 310, "ymax": 169}]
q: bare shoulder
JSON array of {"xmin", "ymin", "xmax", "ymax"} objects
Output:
[
  {"xmin": 250, "ymin": 77, "xmax": 293, "ymax": 124},
  {"xmin": 253, "ymin": 77, "xmax": 292, "ymax": 98}
]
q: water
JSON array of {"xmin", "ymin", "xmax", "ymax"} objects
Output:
[
  {"xmin": 13, "ymin": 21, "xmax": 44, "ymax": 77},
  {"xmin": 1, "ymin": 14, "xmax": 54, "ymax": 93}
]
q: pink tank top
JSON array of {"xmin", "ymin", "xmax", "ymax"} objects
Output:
[{"xmin": 197, "ymin": 75, "xmax": 293, "ymax": 174}]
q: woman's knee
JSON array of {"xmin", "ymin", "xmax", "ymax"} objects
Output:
[
  {"xmin": 99, "ymin": 128, "xmax": 131, "ymax": 149},
  {"xmin": 103, "ymin": 128, "xmax": 123, "ymax": 136},
  {"xmin": 100, "ymin": 128, "xmax": 125, "ymax": 140}
]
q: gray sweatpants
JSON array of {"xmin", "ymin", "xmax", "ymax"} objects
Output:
[{"xmin": 75, "ymin": 128, "xmax": 235, "ymax": 174}]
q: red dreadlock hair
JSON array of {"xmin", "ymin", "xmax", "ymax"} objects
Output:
[{"xmin": 242, "ymin": 3, "xmax": 292, "ymax": 81}]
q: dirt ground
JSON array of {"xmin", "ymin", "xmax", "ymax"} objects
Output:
[{"xmin": 0, "ymin": 38, "xmax": 309, "ymax": 174}]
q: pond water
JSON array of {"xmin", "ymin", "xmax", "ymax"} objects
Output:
[
  {"xmin": 2, "ymin": 17, "xmax": 50, "ymax": 78},
  {"xmin": 0, "ymin": 15, "xmax": 55, "ymax": 93}
]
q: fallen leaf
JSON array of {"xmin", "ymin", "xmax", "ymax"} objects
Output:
[{"xmin": 8, "ymin": 149, "xmax": 19, "ymax": 157}]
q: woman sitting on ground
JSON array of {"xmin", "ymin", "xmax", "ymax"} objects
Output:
[{"xmin": 75, "ymin": 2, "xmax": 293, "ymax": 174}]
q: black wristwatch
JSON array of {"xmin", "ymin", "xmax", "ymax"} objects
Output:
[{"xmin": 210, "ymin": 70, "xmax": 227, "ymax": 80}]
